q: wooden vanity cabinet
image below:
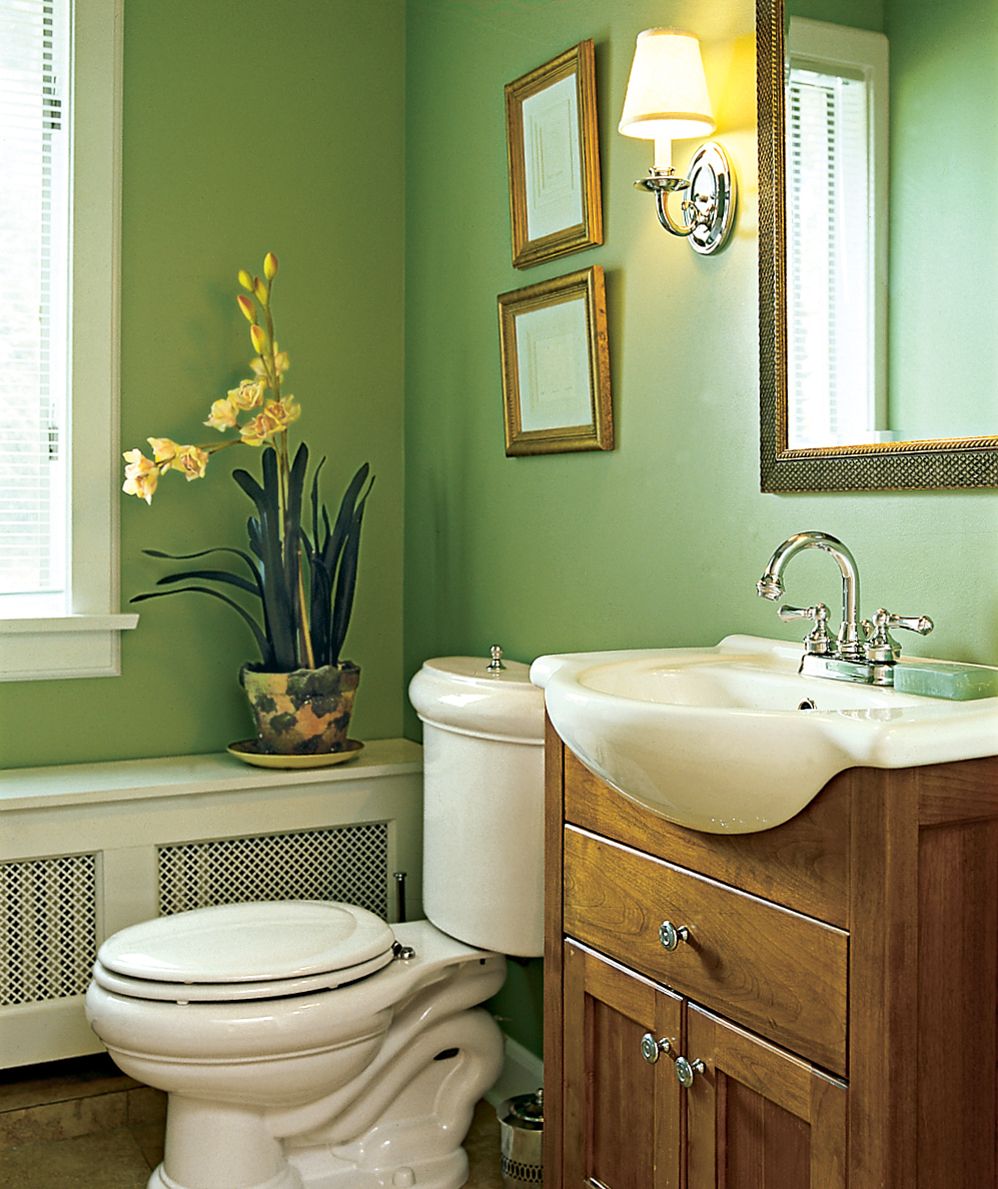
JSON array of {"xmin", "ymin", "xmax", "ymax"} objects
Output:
[{"xmin": 543, "ymin": 716, "xmax": 998, "ymax": 1188}]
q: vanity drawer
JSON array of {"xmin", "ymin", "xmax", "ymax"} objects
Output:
[{"xmin": 563, "ymin": 826, "xmax": 848, "ymax": 1075}]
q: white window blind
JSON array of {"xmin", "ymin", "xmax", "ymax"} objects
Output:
[
  {"xmin": 0, "ymin": 0, "xmax": 71, "ymax": 603},
  {"xmin": 787, "ymin": 66, "xmax": 872, "ymax": 448}
]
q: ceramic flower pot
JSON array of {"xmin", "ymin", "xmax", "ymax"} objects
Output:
[{"xmin": 240, "ymin": 662, "xmax": 360, "ymax": 755}]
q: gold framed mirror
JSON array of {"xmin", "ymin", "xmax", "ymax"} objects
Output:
[{"xmin": 757, "ymin": 0, "xmax": 998, "ymax": 491}]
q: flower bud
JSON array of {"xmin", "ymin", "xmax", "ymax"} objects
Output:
[
  {"xmin": 253, "ymin": 276, "xmax": 269, "ymax": 306},
  {"xmin": 237, "ymin": 269, "xmax": 254, "ymax": 291},
  {"xmin": 237, "ymin": 294, "xmax": 255, "ymax": 322},
  {"xmin": 250, "ymin": 323, "xmax": 268, "ymax": 354},
  {"xmin": 264, "ymin": 252, "xmax": 279, "ymax": 280}
]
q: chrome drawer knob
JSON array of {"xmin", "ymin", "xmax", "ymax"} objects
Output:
[
  {"xmin": 674, "ymin": 1056, "xmax": 706, "ymax": 1088},
  {"xmin": 658, "ymin": 920, "xmax": 690, "ymax": 951},
  {"xmin": 640, "ymin": 1032, "xmax": 672, "ymax": 1064}
]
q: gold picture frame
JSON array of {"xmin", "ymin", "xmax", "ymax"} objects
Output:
[
  {"xmin": 504, "ymin": 40, "xmax": 603, "ymax": 269},
  {"xmin": 498, "ymin": 266, "xmax": 612, "ymax": 456}
]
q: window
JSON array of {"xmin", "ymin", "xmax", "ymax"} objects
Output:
[
  {"xmin": 786, "ymin": 18, "xmax": 889, "ymax": 449},
  {"xmin": 0, "ymin": 0, "xmax": 135, "ymax": 681}
]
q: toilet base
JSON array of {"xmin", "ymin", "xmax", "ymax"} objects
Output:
[
  {"xmin": 150, "ymin": 1153, "xmax": 465, "ymax": 1189},
  {"xmin": 145, "ymin": 1004, "xmax": 494, "ymax": 1189}
]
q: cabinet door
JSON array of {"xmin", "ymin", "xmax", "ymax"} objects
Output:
[
  {"xmin": 563, "ymin": 941, "xmax": 682, "ymax": 1189},
  {"xmin": 685, "ymin": 1005, "xmax": 847, "ymax": 1189}
]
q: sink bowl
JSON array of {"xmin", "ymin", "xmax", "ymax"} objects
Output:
[{"xmin": 530, "ymin": 635, "xmax": 998, "ymax": 834}]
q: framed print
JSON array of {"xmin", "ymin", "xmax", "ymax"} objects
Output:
[
  {"xmin": 498, "ymin": 265, "xmax": 612, "ymax": 456},
  {"xmin": 504, "ymin": 40, "xmax": 603, "ymax": 269}
]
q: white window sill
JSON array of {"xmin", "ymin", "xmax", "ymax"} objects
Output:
[{"xmin": 0, "ymin": 613, "xmax": 139, "ymax": 681}]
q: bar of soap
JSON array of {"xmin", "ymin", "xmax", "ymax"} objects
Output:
[{"xmin": 893, "ymin": 660, "xmax": 998, "ymax": 701}]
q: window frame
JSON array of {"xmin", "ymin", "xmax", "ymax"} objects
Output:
[
  {"xmin": 0, "ymin": 0, "xmax": 137, "ymax": 682},
  {"xmin": 785, "ymin": 16, "xmax": 890, "ymax": 448}
]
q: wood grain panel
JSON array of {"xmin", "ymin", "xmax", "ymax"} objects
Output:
[
  {"xmin": 916, "ymin": 754, "xmax": 998, "ymax": 825},
  {"xmin": 686, "ymin": 1006, "xmax": 847, "ymax": 1189},
  {"xmin": 846, "ymin": 767, "xmax": 919, "ymax": 1186},
  {"xmin": 563, "ymin": 749, "xmax": 849, "ymax": 927},
  {"xmin": 563, "ymin": 942, "xmax": 682, "ymax": 1189},
  {"xmin": 564, "ymin": 826, "xmax": 847, "ymax": 1074},
  {"xmin": 917, "ymin": 817, "xmax": 998, "ymax": 1187}
]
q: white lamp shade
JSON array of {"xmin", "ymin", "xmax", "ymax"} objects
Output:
[{"xmin": 618, "ymin": 28, "xmax": 715, "ymax": 142}]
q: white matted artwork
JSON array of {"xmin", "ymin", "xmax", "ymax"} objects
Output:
[
  {"xmin": 504, "ymin": 41, "xmax": 602, "ymax": 268},
  {"xmin": 498, "ymin": 266, "xmax": 613, "ymax": 456},
  {"xmin": 521, "ymin": 75, "xmax": 583, "ymax": 243}
]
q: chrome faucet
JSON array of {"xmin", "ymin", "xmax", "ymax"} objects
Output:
[{"xmin": 757, "ymin": 531, "xmax": 934, "ymax": 686}]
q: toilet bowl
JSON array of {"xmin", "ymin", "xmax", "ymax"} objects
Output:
[{"xmin": 85, "ymin": 653, "xmax": 544, "ymax": 1189}]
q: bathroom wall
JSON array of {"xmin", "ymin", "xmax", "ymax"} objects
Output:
[
  {"xmin": 403, "ymin": 0, "xmax": 998, "ymax": 1052},
  {"xmin": 0, "ymin": 0, "xmax": 407, "ymax": 768}
]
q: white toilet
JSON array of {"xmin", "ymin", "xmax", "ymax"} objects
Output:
[{"xmin": 85, "ymin": 654, "xmax": 545, "ymax": 1189}]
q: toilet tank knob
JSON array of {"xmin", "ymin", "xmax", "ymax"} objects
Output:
[{"xmin": 487, "ymin": 644, "xmax": 506, "ymax": 672}]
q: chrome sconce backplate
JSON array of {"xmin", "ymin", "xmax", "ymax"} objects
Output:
[{"xmin": 635, "ymin": 142, "xmax": 737, "ymax": 255}]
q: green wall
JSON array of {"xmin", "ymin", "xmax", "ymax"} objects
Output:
[
  {"xmin": 0, "ymin": 0, "xmax": 407, "ymax": 768},
  {"xmin": 404, "ymin": 0, "xmax": 998, "ymax": 1054}
]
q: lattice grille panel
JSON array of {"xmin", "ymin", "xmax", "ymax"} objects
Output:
[
  {"xmin": 0, "ymin": 854, "xmax": 98, "ymax": 1006},
  {"xmin": 158, "ymin": 823, "xmax": 390, "ymax": 919}
]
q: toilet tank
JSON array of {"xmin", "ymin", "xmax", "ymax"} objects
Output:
[{"xmin": 408, "ymin": 653, "xmax": 545, "ymax": 958}]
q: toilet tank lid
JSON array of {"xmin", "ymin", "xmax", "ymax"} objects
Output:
[
  {"xmin": 409, "ymin": 655, "xmax": 545, "ymax": 742},
  {"xmin": 97, "ymin": 901, "xmax": 395, "ymax": 984}
]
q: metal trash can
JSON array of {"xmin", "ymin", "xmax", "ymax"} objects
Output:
[{"xmin": 497, "ymin": 1088, "xmax": 543, "ymax": 1187}]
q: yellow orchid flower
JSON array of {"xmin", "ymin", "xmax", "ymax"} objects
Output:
[
  {"xmin": 172, "ymin": 445, "xmax": 210, "ymax": 481},
  {"xmin": 253, "ymin": 276, "xmax": 269, "ymax": 306},
  {"xmin": 237, "ymin": 294, "xmax": 255, "ymax": 322},
  {"xmin": 239, "ymin": 408, "xmax": 280, "ymax": 447},
  {"xmin": 238, "ymin": 396, "xmax": 300, "ymax": 447},
  {"xmin": 122, "ymin": 449, "xmax": 159, "ymax": 504},
  {"xmin": 267, "ymin": 395, "xmax": 300, "ymax": 431},
  {"xmin": 227, "ymin": 379, "xmax": 266, "ymax": 410},
  {"xmin": 264, "ymin": 252, "xmax": 279, "ymax": 280},
  {"xmin": 250, "ymin": 323, "xmax": 267, "ymax": 354},
  {"xmin": 204, "ymin": 398, "xmax": 238, "ymax": 431},
  {"xmin": 147, "ymin": 437, "xmax": 179, "ymax": 464},
  {"xmin": 237, "ymin": 269, "xmax": 254, "ymax": 292}
]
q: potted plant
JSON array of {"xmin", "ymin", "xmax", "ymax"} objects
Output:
[{"xmin": 122, "ymin": 252, "xmax": 374, "ymax": 758}]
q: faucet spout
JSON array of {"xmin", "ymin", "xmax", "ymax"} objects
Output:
[{"xmin": 757, "ymin": 531, "xmax": 864, "ymax": 659}]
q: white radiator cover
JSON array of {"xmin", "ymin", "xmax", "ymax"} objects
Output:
[{"xmin": 0, "ymin": 740, "xmax": 423, "ymax": 1069}]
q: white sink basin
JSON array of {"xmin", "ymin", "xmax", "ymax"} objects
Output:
[{"xmin": 530, "ymin": 636, "xmax": 998, "ymax": 834}]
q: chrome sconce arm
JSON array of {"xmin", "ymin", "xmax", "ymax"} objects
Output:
[{"xmin": 634, "ymin": 144, "xmax": 737, "ymax": 254}]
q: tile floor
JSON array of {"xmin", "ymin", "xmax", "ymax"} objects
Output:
[{"xmin": 0, "ymin": 1054, "xmax": 505, "ymax": 1188}]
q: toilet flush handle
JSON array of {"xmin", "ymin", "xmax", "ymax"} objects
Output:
[{"xmin": 487, "ymin": 645, "xmax": 506, "ymax": 672}]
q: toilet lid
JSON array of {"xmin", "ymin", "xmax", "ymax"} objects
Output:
[{"xmin": 97, "ymin": 901, "xmax": 395, "ymax": 985}]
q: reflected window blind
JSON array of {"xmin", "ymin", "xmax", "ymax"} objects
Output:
[
  {"xmin": 786, "ymin": 65, "xmax": 872, "ymax": 448},
  {"xmin": 0, "ymin": 0, "xmax": 70, "ymax": 600}
]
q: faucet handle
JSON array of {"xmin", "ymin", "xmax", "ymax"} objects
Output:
[
  {"xmin": 863, "ymin": 608, "xmax": 934, "ymax": 663},
  {"xmin": 779, "ymin": 602, "xmax": 834, "ymax": 655}
]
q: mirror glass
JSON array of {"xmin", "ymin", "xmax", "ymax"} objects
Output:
[{"xmin": 758, "ymin": 0, "xmax": 998, "ymax": 489}]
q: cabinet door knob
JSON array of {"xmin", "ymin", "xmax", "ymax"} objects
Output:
[
  {"xmin": 658, "ymin": 920, "xmax": 690, "ymax": 951},
  {"xmin": 674, "ymin": 1056, "xmax": 706, "ymax": 1088},
  {"xmin": 640, "ymin": 1032, "xmax": 672, "ymax": 1064}
]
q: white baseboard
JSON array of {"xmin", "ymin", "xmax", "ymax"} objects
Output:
[{"xmin": 486, "ymin": 1033, "xmax": 544, "ymax": 1108}]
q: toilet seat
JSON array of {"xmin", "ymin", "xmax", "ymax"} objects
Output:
[{"xmin": 93, "ymin": 900, "xmax": 396, "ymax": 1003}]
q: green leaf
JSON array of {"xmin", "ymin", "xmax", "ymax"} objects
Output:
[
  {"xmin": 329, "ymin": 476, "xmax": 374, "ymax": 663},
  {"xmin": 154, "ymin": 569, "xmax": 259, "ymax": 596},
  {"xmin": 233, "ymin": 449, "xmax": 296, "ymax": 669}
]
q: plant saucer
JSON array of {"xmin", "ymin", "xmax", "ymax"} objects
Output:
[{"xmin": 226, "ymin": 739, "xmax": 365, "ymax": 770}]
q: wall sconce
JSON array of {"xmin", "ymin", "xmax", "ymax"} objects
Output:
[{"xmin": 618, "ymin": 28, "xmax": 736, "ymax": 255}]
